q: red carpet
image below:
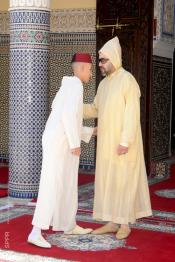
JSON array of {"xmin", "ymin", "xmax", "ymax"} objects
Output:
[
  {"xmin": 0, "ymin": 215, "xmax": 175, "ymax": 262},
  {"xmin": 0, "ymin": 166, "xmax": 175, "ymax": 261},
  {"xmin": 0, "ymin": 166, "xmax": 8, "ymax": 198},
  {"xmin": 0, "ymin": 188, "xmax": 8, "ymax": 198},
  {"xmin": 0, "ymin": 167, "xmax": 93, "ymax": 186},
  {"xmin": 170, "ymin": 163, "xmax": 175, "ymax": 176},
  {"xmin": 0, "ymin": 166, "xmax": 9, "ymax": 184},
  {"xmin": 78, "ymin": 173, "xmax": 95, "ymax": 185},
  {"xmin": 149, "ymin": 171, "xmax": 175, "ymax": 212}
]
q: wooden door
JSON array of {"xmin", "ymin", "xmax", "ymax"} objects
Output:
[{"xmin": 96, "ymin": 0, "xmax": 154, "ymax": 171}]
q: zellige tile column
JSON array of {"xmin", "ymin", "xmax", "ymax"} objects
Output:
[{"xmin": 8, "ymin": 0, "xmax": 50, "ymax": 198}]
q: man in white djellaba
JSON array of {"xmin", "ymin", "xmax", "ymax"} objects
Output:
[{"xmin": 28, "ymin": 53, "xmax": 94, "ymax": 248}]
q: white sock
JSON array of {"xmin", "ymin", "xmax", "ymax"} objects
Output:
[{"xmin": 29, "ymin": 226, "xmax": 41, "ymax": 239}]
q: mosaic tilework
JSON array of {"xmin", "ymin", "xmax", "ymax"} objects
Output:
[
  {"xmin": 0, "ymin": 8, "xmax": 96, "ymax": 34},
  {"xmin": 151, "ymin": 56, "xmax": 172, "ymax": 160},
  {"xmin": 9, "ymin": 11, "xmax": 50, "ymax": 50},
  {"xmin": 0, "ymin": 12, "xmax": 9, "ymax": 34},
  {"xmin": 150, "ymin": 160, "xmax": 169, "ymax": 178},
  {"xmin": 8, "ymin": 10, "xmax": 50, "ymax": 198},
  {"xmin": 0, "ymin": 35, "xmax": 9, "ymax": 161},
  {"xmin": 10, "ymin": 11, "xmax": 50, "ymax": 25},
  {"xmin": 49, "ymin": 32, "xmax": 96, "ymax": 170},
  {"xmin": 50, "ymin": 8, "xmax": 96, "ymax": 33}
]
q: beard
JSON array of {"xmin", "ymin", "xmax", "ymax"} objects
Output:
[{"xmin": 100, "ymin": 67, "xmax": 107, "ymax": 76}]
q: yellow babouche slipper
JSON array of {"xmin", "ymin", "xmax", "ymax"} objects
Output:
[
  {"xmin": 116, "ymin": 228, "xmax": 131, "ymax": 240},
  {"xmin": 91, "ymin": 223, "xmax": 119, "ymax": 235},
  {"xmin": 64, "ymin": 225, "xmax": 93, "ymax": 235}
]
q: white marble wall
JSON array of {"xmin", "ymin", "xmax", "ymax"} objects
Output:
[{"xmin": 9, "ymin": 0, "xmax": 50, "ymax": 10}]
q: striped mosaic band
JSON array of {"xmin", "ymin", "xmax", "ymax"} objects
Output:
[{"xmin": 10, "ymin": 10, "xmax": 50, "ymax": 50}]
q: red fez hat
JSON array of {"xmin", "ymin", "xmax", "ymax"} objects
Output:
[{"xmin": 71, "ymin": 53, "xmax": 92, "ymax": 63}]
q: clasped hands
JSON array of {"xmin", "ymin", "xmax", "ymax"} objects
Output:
[
  {"xmin": 70, "ymin": 128, "xmax": 128, "ymax": 156},
  {"xmin": 71, "ymin": 127, "xmax": 97, "ymax": 156}
]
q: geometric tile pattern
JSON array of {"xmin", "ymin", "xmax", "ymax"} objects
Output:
[
  {"xmin": 151, "ymin": 56, "xmax": 172, "ymax": 160},
  {"xmin": 149, "ymin": 159, "xmax": 169, "ymax": 178},
  {"xmin": 0, "ymin": 8, "xmax": 96, "ymax": 34},
  {"xmin": 8, "ymin": 10, "xmax": 50, "ymax": 198},
  {"xmin": 0, "ymin": 35, "xmax": 9, "ymax": 161},
  {"xmin": 0, "ymin": 12, "xmax": 9, "ymax": 34},
  {"xmin": 50, "ymin": 8, "xmax": 96, "ymax": 33}
]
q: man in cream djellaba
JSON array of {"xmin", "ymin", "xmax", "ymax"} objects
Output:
[{"xmin": 84, "ymin": 37, "xmax": 152, "ymax": 240}]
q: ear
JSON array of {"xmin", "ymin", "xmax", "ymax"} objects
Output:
[{"xmin": 81, "ymin": 63, "xmax": 86, "ymax": 71}]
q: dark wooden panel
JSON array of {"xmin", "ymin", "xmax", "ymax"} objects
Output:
[
  {"xmin": 171, "ymin": 49, "xmax": 175, "ymax": 154},
  {"xmin": 97, "ymin": 0, "xmax": 140, "ymax": 20},
  {"xmin": 151, "ymin": 56, "xmax": 172, "ymax": 160}
]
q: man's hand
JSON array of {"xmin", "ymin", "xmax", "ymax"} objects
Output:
[
  {"xmin": 71, "ymin": 147, "xmax": 81, "ymax": 156},
  {"xmin": 117, "ymin": 144, "xmax": 128, "ymax": 155},
  {"xmin": 93, "ymin": 127, "xmax": 98, "ymax": 136}
]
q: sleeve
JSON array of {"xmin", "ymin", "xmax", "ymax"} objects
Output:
[
  {"xmin": 83, "ymin": 84, "xmax": 102, "ymax": 119},
  {"xmin": 81, "ymin": 126, "xmax": 94, "ymax": 143},
  {"xmin": 83, "ymin": 96, "xmax": 98, "ymax": 119},
  {"xmin": 120, "ymin": 74, "xmax": 141, "ymax": 147},
  {"xmin": 62, "ymin": 86, "xmax": 82, "ymax": 149}
]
